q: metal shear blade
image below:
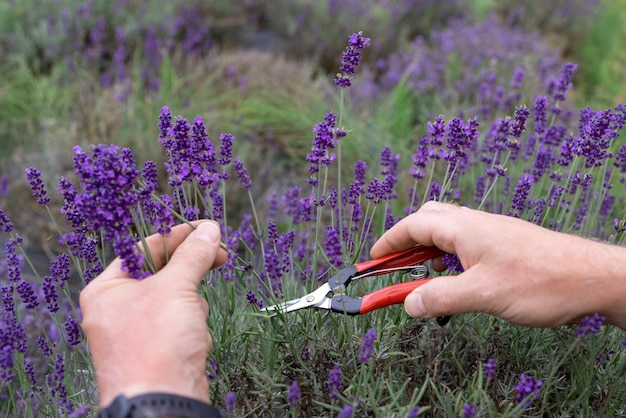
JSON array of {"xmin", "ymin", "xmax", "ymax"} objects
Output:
[{"xmin": 261, "ymin": 283, "xmax": 332, "ymax": 316}]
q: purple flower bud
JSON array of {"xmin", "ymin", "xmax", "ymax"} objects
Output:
[
  {"xmin": 533, "ymin": 96, "xmax": 549, "ymax": 135},
  {"xmin": 442, "ymin": 254, "xmax": 464, "ymax": 273},
  {"xmin": 287, "ymin": 380, "xmax": 301, "ymax": 407},
  {"xmin": 483, "ymin": 358, "xmax": 497, "ymax": 379},
  {"xmin": 508, "ymin": 174, "xmax": 534, "ymax": 217},
  {"xmin": 359, "ymin": 328, "xmax": 376, "ymax": 363},
  {"xmin": 225, "ymin": 392, "xmax": 236, "ymax": 413},
  {"xmin": 327, "ymin": 364, "xmax": 343, "ymax": 399},
  {"xmin": 0, "ymin": 208, "xmax": 13, "ymax": 232},
  {"xmin": 218, "ymin": 133, "xmax": 235, "ymax": 166},
  {"xmin": 406, "ymin": 406, "xmax": 420, "ymax": 418},
  {"xmin": 233, "ymin": 157, "xmax": 252, "ymax": 190},
  {"xmin": 25, "ymin": 167, "xmax": 50, "ymax": 205},
  {"xmin": 17, "ymin": 280, "xmax": 38, "ymax": 309},
  {"xmin": 334, "ymin": 31, "xmax": 370, "ymax": 88},
  {"xmin": 5, "ymin": 240, "xmax": 22, "ymax": 283},
  {"xmin": 64, "ymin": 317, "xmax": 81, "ymax": 346},
  {"xmin": 338, "ymin": 404, "xmax": 354, "ymax": 418},
  {"xmin": 515, "ymin": 374, "xmax": 542, "ymax": 408},
  {"xmin": 68, "ymin": 405, "xmax": 92, "ymax": 418},
  {"xmin": 461, "ymin": 403, "xmax": 476, "ymax": 418},
  {"xmin": 576, "ymin": 312, "xmax": 605, "ymax": 337}
]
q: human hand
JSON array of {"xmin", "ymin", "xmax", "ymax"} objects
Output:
[
  {"xmin": 371, "ymin": 201, "xmax": 626, "ymax": 329},
  {"xmin": 79, "ymin": 220, "xmax": 228, "ymax": 407}
]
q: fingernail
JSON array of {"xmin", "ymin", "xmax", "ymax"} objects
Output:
[
  {"xmin": 193, "ymin": 222, "xmax": 220, "ymax": 244},
  {"xmin": 405, "ymin": 292, "xmax": 428, "ymax": 317}
]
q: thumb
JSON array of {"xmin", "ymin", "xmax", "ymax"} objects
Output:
[
  {"xmin": 160, "ymin": 221, "xmax": 222, "ymax": 290},
  {"xmin": 404, "ymin": 273, "xmax": 482, "ymax": 318}
]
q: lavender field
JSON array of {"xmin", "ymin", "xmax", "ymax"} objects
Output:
[{"xmin": 1, "ymin": 0, "xmax": 626, "ymax": 416}]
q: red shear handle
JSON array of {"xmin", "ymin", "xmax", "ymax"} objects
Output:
[
  {"xmin": 354, "ymin": 245, "xmax": 446, "ymax": 276},
  {"xmin": 359, "ymin": 279, "xmax": 433, "ymax": 314}
]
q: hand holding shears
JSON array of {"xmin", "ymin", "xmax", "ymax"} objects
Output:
[{"xmin": 261, "ymin": 244, "xmax": 451, "ymax": 325}]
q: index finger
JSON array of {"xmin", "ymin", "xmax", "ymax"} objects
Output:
[{"xmin": 370, "ymin": 201, "xmax": 464, "ymax": 258}]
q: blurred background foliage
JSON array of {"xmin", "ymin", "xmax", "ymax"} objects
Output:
[{"xmin": 0, "ymin": 0, "xmax": 624, "ymax": 242}]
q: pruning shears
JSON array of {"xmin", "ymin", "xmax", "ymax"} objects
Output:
[{"xmin": 261, "ymin": 244, "xmax": 451, "ymax": 326}]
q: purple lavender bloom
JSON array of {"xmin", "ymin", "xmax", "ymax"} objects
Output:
[
  {"xmin": 17, "ymin": 280, "xmax": 38, "ymax": 309},
  {"xmin": 614, "ymin": 218, "xmax": 625, "ymax": 233},
  {"xmin": 5, "ymin": 239, "xmax": 21, "ymax": 282},
  {"xmin": 233, "ymin": 157, "xmax": 252, "ymax": 190},
  {"xmin": 218, "ymin": 133, "xmax": 235, "ymax": 166},
  {"xmin": 71, "ymin": 144, "xmax": 145, "ymax": 278},
  {"xmin": 51, "ymin": 253, "xmax": 70, "ymax": 284},
  {"xmin": 576, "ymin": 312, "xmax": 605, "ymax": 337},
  {"xmin": 25, "ymin": 167, "xmax": 50, "ymax": 205},
  {"xmin": 549, "ymin": 63, "xmax": 578, "ymax": 103},
  {"xmin": 442, "ymin": 254, "xmax": 464, "ymax": 273},
  {"xmin": 37, "ymin": 335, "xmax": 53, "ymax": 357},
  {"xmin": 68, "ymin": 405, "xmax": 91, "ymax": 418},
  {"xmin": 246, "ymin": 290, "xmax": 263, "ymax": 309},
  {"xmin": 533, "ymin": 96, "xmax": 549, "ymax": 135},
  {"xmin": 338, "ymin": 405, "xmax": 354, "ymax": 418},
  {"xmin": 365, "ymin": 178, "xmax": 384, "ymax": 205},
  {"xmin": 510, "ymin": 106, "xmax": 530, "ymax": 139},
  {"xmin": 158, "ymin": 106, "xmax": 172, "ymax": 139},
  {"xmin": 508, "ymin": 174, "xmax": 534, "ymax": 217},
  {"xmin": 225, "ymin": 392, "xmax": 236, "ymax": 413},
  {"xmin": 64, "ymin": 317, "xmax": 81, "ymax": 346},
  {"xmin": 327, "ymin": 364, "xmax": 343, "ymax": 399},
  {"xmin": 306, "ymin": 112, "xmax": 338, "ymax": 185},
  {"xmin": 334, "ymin": 31, "xmax": 370, "ymax": 88},
  {"xmin": 532, "ymin": 199, "xmax": 546, "ymax": 224},
  {"xmin": 445, "ymin": 117, "xmax": 480, "ymax": 167},
  {"xmin": 325, "ymin": 226, "xmax": 343, "ymax": 268},
  {"xmin": 483, "ymin": 358, "xmax": 497, "ymax": 379},
  {"xmin": 460, "ymin": 403, "xmax": 476, "ymax": 418},
  {"xmin": 0, "ymin": 208, "xmax": 12, "ymax": 233},
  {"xmin": 57, "ymin": 177, "xmax": 86, "ymax": 231},
  {"xmin": 301, "ymin": 346, "xmax": 311, "ymax": 361},
  {"xmin": 574, "ymin": 107, "xmax": 617, "ymax": 169},
  {"xmin": 359, "ymin": 328, "xmax": 377, "ymax": 363},
  {"xmin": 43, "ymin": 274, "xmax": 59, "ymax": 313},
  {"xmin": 515, "ymin": 374, "xmax": 542, "ymax": 408},
  {"xmin": 287, "ymin": 380, "xmax": 301, "ymax": 407},
  {"xmin": 410, "ymin": 135, "xmax": 430, "ymax": 180},
  {"xmin": 406, "ymin": 406, "xmax": 420, "ymax": 418},
  {"xmin": 354, "ymin": 160, "xmax": 368, "ymax": 185}
]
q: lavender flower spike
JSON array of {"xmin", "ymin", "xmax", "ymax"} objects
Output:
[
  {"xmin": 483, "ymin": 358, "xmax": 497, "ymax": 379},
  {"xmin": 287, "ymin": 380, "xmax": 301, "ymax": 407},
  {"xmin": 576, "ymin": 312, "xmax": 605, "ymax": 337},
  {"xmin": 335, "ymin": 31, "xmax": 370, "ymax": 88},
  {"xmin": 359, "ymin": 328, "xmax": 377, "ymax": 363},
  {"xmin": 515, "ymin": 374, "xmax": 542, "ymax": 408},
  {"xmin": 460, "ymin": 403, "xmax": 476, "ymax": 418},
  {"xmin": 327, "ymin": 364, "xmax": 343, "ymax": 399},
  {"xmin": 25, "ymin": 167, "xmax": 50, "ymax": 205}
]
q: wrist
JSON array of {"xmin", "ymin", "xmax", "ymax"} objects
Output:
[
  {"xmin": 96, "ymin": 363, "xmax": 210, "ymax": 407},
  {"xmin": 98, "ymin": 393, "xmax": 225, "ymax": 418}
]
